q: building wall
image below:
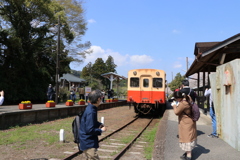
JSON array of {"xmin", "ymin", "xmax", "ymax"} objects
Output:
[{"xmin": 210, "ymin": 59, "xmax": 240, "ymax": 151}]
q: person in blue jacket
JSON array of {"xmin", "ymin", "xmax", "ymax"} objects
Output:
[
  {"xmin": 47, "ymin": 84, "xmax": 55, "ymax": 100},
  {"xmin": 79, "ymin": 89, "xmax": 107, "ymax": 159}
]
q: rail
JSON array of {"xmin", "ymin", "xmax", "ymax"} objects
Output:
[{"xmin": 62, "ymin": 117, "xmax": 139, "ymax": 160}]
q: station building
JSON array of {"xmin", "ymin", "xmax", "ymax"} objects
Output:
[{"xmin": 186, "ymin": 33, "xmax": 240, "ymax": 151}]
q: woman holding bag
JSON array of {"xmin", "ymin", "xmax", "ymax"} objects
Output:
[{"xmin": 171, "ymin": 91, "xmax": 197, "ymax": 160}]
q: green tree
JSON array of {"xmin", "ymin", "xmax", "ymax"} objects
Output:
[
  {"xmin": 55, "ymin": 0, "xmax": 92, "ymax": 64},
  {"xmin": 81, "ymin": 56, "xmax": 118, "ymax": 90},
  {"xmin": 105, "ymin": 55, "xmax": 117, "ymax": 73},
  {"xmin": 104, "ymin": 55, "xmax": 117, "ymax": 88},
  {"xmin": 118, "ymin": 79, "xmax": 127, "ymax": 87},
  {"xmin": 0, "ymin": 0, "xmax": 88, "ymax": 103},
  {"xmin": 168, "ymin": 73, "xmax": 185, "ymax": 91},
  {"xmin": 81, "ymin": 62, "xmax": 92, "ymax": 78},
  {"xmin": 70, "ymin": 69, "xmax": 81, "ymax": 77},
  {"xmin": 92, "ymin": 58, "xmax": 105, "ymax": 79},
  {"xmin": 92, "ymin": 58, "xmax": 106, "ymax": 87},
  {"xmin": 82, "ymin": 76, "xmax": 102, "ymax": 90}
]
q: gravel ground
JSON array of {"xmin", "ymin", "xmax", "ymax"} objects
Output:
[{"xmin": 0, "ymin": 105, "xmax": 161, "ymax": 160}]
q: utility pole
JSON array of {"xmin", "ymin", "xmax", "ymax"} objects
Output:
[{"xmin": 55, "ymin": 16, "xmax": 60, "ymax": 104}]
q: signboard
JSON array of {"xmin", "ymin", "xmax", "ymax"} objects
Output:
[{"xmin": 85, "ymin": 86, "xmax": 91, "ymax": 96}]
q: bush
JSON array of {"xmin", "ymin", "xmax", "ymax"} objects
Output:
[{"xmin": 59, "ymin": 87, "xmax": 69, "ymax": 102}]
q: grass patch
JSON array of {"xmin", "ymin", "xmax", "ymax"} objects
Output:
[
  {"xmin": 120, "ymin": 134, "xmax": 135, "ymax": 144},
  {"xmin": 110, "ymin": 151, "xmax": 117, "ymax": 156},
  {"xmin": 142, "ymin": 123, "xmax": 159, "ymax": 160},
  {"xmin": 0, "ymin": 117, "xmax": 74, "ymax": 149}
]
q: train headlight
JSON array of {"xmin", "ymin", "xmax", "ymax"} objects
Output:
[
  {"xmin": 156, "ymin": 71, "xmax": 160, "ymax": 76},
  {"xmin": 129, "ymin": 97, "xmax": 133, "ymax": 101},
  {"xmin": 133, "ymin": 71, "xmax": 137, "ymax": 76}
]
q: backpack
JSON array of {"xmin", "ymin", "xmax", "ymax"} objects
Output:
[
  {"xmin": 183, "ymin": 102, "xmax": 200, "ymax": 121},
  {"xmin": 190, "ymin": 102, "xmax": 200, "ymax": 121},
  {"xmin": 186, "ymin": 89, "xmax": 200, "ymax": 121},
  {"xmin": 72, "ymin": 111, "xmax": 84, "ymax": 149}
]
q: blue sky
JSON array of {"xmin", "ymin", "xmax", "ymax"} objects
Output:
[{"xmin": 70, "ymin": 0, "xmax": 240, "ymax": 82}]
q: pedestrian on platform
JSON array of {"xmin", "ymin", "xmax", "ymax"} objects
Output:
[
  {"xmin": 171, "ymin": 91, "xmax": 197, "ymax": 160},
  {"xmin": 204, "ymin": 85, "xmax": 218, "ymax": 138},
  {"xmin": 0, "ymin": 90, "xmax": 4, "ymax": 105},
  {"xmin": 180, "ymin": 80, "xmax": 196, "ymax": 102},
  {"xmin": 79, "ymin": 86, "xmax": 85, "ymax": 100},
  {"xmin": 47, "ymin": 84, "xmax": 55, "ymax": 100},
  {"xmin": 79, "ymin": 89, "xmax": 107, "ymax": 159},
  {"xmin": 110, "ymin": 89, "xmax": 114, "ymax": 99},
  {"xmin": 107, "ymin": 89, "xmax": 111, "ymax": 99},
  {"xmin": 101, "ymin": 89, "xmax": 105, "ymax": 103},
  {"xmin": 70, "ymin": 84, "xmax": 76, "ymax": 104}
]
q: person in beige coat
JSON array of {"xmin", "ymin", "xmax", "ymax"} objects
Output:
[{"xmin": 172, "ymin": 91, "xmax": 197, "ymax": 160}]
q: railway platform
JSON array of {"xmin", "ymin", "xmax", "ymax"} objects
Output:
[
  {"xmin": 153, "ymin": 102, "xmax": 240, "ymax": 160},
  {"xmin": 0, "ymin": 101, "xmax": 127, "ymax": 130},
  {"xmin": 0, "ymin": 101, "xmax": 126, "ymax": 113},
  {"xmin": 0, "ymin": 103, "xmax": 70, "ymax": 113}
]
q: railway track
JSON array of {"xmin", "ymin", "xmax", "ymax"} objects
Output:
[{"xmin": 63, "ymin": 116, "xmax": 154, "ymax": 160}]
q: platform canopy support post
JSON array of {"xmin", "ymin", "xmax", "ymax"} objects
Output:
[{"xmin": 101, "ymin": 72, "xmax": 127, "ymax": 97}]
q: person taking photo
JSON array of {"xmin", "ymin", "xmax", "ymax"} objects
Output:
[
  {"xmin": 172, "ymin": 91, "xmax": 197, "ymax": 160},
  {"xmin": 79, "ymin": 89, "xmax": 107, "ymax": 159}
]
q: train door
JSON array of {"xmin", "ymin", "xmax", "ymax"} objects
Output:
[{"xmin": 140, "ymin": 75, "xmax": 152, "ymax": 103}]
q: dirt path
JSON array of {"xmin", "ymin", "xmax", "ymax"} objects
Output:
[{"xmin": 0, "ymin": 106, "xmax": 147, "ymax": 160}]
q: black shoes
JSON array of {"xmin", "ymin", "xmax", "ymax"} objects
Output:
[
  {"xmin": 180, "ymin": 152, "xmax": 186, "ymax": 159},
  {"xmin": 180, "ymin": 152, "xmax": 191, "ymax": 160},
  {"xmin": 208, "ymin": 134, "xmax": 219, "ymax": 138}
]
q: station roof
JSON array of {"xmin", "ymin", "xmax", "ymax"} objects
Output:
[
  {"xmin": 101, "ymin": 72, "xmax": 127, "ymax": 80},
  {"xmin": 186, "ymin": 33, "xmax": 240, "ymax": 77},
  {"xmin": 60, "ymin": 73, "xmax": 86, "ymax": 83}
]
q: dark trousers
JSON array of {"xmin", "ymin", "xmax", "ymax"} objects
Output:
[
  {"xmin": 70, "ymin": 94, "xmax": 76, "ymax": 103},
  {"xmin": 79, "ymin": 94, "xmax": 85, "ymax": 100},
  {"xmin": 47, "ymin": 94, "xmax": 53, "ymax": 100}
]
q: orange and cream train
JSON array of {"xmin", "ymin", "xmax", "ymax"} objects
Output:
[{"xmin": 127, "ymin": 69, "xmax": 166, "ymax": 115}]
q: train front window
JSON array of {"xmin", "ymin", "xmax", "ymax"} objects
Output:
[
  {"xmin": 143, "ymin": 79, "xmax": 149, "ymax": 87},
  {"xmin": 153, "ymin": 78, "xmax": 162, "ymax": 88},
  {"xmin": 130, "ymin": 78, "xmax": 139, "ymax": 87}
]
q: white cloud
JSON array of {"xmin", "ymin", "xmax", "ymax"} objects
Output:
[
  {"xmin": 172, "ymin": 29, "xmax": 181, "ymax": 34},
  {"xmin": 83, "ymin": 46, "xmax": 128, "ymax": 67},
  {"xmin": 173, "ymin": 63, "xmax": 182, "ymax": 68},
  {"xmin": 130, "ymin": 55, "xmax": 153, "ymax": 65},
  {"xmin": 83, "ymin": 47, "xmax": 154, "ymax": 67},
  {"xmin": 88, "ymin": 19, "xmax": 96, "ymax": 23},
  {"xmin": 71, "ymin": 46, "xmax": 154, "ymax": 77}
]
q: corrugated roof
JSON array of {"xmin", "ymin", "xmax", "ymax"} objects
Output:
[
  {"xmin": 186, "ymin": 33, "xmax": 240, "ymax": 77},
  {"xmin": 101, "ymin": 72, "xmax": 127, "ymax": 79},
  {"xmin": 60, "ymin": 73, "xmax": 86, "ymax": 83},
  {"xmin": 194, "ymin": 42, "xmax": 220, "ymax": 56}
]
